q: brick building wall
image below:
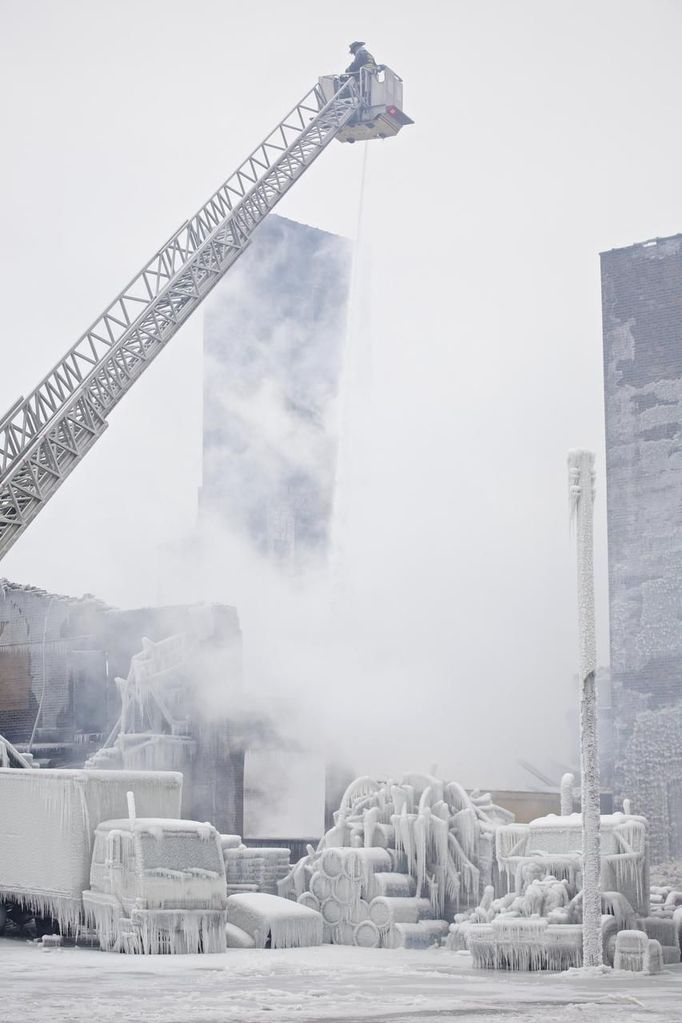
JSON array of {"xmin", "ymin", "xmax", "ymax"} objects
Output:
[
  {"xmin": 0, "ymin": 581, "xmax": 111, "ymax": 742},
  {"xmin": 601, "ymin": 233, "xmax": 682, "ymax": 860}
]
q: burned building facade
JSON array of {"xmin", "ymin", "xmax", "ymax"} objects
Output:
[
  {"xmin": 601, "ymin": 233, "xmax": 682, "ymax": 861},
  {"xmin": 0, "ymin": 580, "xmax": 244, "ymax": 833}
]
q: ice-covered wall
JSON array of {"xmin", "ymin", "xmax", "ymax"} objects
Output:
[
  {"xmin": 0, "ymin": 580, "xmax": 111, "ymax": 742},
  {"xmin": 621, "ymin": 703, "xmax": 682, "ymax": 862},
  {"xmin": 602, "ymin": 235, "xmax": 682, "ymax": 702},
  {"xmin": 601, "ymin": 233, "xmax": 682, "ymax": 858},
  {"xmin": 200, "ymin": 215, "xmax": 351, "ymax": 565}
]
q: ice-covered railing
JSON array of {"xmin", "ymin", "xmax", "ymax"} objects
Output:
[{"xmin": 86, "ymin": 633, "xmax": 196, "ymax": 773}]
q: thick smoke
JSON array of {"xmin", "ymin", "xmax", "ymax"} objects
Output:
[{"xmin": 153, "ymin": 212, "xmax": 581, "ymax": 795}]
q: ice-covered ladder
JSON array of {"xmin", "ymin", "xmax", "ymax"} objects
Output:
[{"xmin": 0, "ymin": 79, "xmax": 360, "ymax": 560}]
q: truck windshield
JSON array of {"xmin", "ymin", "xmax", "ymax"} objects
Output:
[{"xmin": 140, "ymin": 833, "xmax": 222, "ymax": 875}]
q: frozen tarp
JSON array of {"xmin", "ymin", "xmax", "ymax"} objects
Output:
[{"xmin": 226, "ymin": 893, "xmax": 323, "ymax": 949}]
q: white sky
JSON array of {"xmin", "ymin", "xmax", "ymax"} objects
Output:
[{"xmin": 2, "ymin": 0, "xmax": 682, "ymax": 787}]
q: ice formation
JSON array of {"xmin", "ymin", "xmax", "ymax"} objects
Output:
[
  {"xmin": 444, "ymin": 798, "xmax": 667, "ymax": 972},
  {"xmin": 86, "ymin": 635, "xmax": 196, "ymax": 773},
  {"xmin": 278, "ymin": 772, "xmax": 512, "ymax": 948},
  {"xmin": 277, "ymin": 773, "xmax": 666, "ymax": 968},
  {"xmin": 226, "ymin": 893, "xmax": 323, "ymax": 949}
]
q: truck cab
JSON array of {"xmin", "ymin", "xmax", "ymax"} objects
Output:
[{"xmin": 83, "ymin": 817, "xmax": 227, "ymax": 953}]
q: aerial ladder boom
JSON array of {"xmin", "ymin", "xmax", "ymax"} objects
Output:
[{"xmin": 0, "ymin": 69, "xmax": 411, "ymax": 561}]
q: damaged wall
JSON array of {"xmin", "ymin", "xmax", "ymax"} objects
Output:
[
  {"xmin": 0, "ymin": 580, "xmax": 111, "ymax": 743},
  {"xmin": 601, "ymin": 232, "xmax": 682, "ymax": 858},
  {"xmin": 0, "ymin": 580, "xmax": 244, "ymax": 832}
]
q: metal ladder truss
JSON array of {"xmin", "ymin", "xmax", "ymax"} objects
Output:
[{"xmin": 0, "ymin": 78, "xmax": 359, "ymax": 560}]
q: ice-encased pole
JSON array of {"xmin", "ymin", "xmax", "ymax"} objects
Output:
[{"xmin": 568, "ymin": 449, "xmax": 601, "ymax": 967}]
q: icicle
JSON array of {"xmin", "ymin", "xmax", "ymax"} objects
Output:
[
  {"xmin": 453, "ymin": 808, "xmax": 478, "ymax": 863},
  {"xmin": 448, "ymin": 831, "xmax": 480, "ymax": 906},
  {"xmin": 336, "ymin": 777, "xmax": 380, "ymax": 822},
  {"xmin": 427, "ymin": 874, "xmax": 440, "ymax": 917},
  {"xmin": 363, "ymin": 806, "xmax": 380, "ymax": 847},
  {"xmin": 413, "ymin": 813, "xmax": 428, "ymax": 897}
]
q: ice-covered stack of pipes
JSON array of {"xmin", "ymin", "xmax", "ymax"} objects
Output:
[
  {"xmin": 278, "ymin": 773, "xmax": 514, "ymax": 948},
  {"xmin": 220, "ymin": 836, "xmax": 290, "ymax": 896}
]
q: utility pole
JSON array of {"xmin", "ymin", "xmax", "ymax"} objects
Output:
[{"xmin": 568, "ymin": 449, "xmax": 602, "ymax": 968}]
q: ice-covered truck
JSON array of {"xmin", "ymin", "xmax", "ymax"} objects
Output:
[{"xmin": 0, "ymin": 768, "xmax": 228, "ymax": 953}]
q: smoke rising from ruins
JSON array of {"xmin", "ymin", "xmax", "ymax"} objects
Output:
[{"xmin": 6, "ymin": 0, "xmax": 669, "ymax": 793}]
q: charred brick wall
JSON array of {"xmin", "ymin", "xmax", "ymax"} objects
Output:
[{"xmin": 0, "ymin": 581, "xmax": 111, "ymax": 742}]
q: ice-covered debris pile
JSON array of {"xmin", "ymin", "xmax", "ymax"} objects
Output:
[
  {"xmin": 467, "ymin": 917, "xmax": 584, "ymax": 972},
  {"xmin": 449, "ymin": 878, "xmax": 634, "ymax": 972},
  {"xmin": 446, "ymin": 807, "xmax": 679, "ymax": 972},
  {"xmin": 495, "ymin": 810, "xmax": 649, "ymax": 916},
  {"xmin": 226, "ymin": 893, "xmax": 323, "ymax": 949},
  {"xmin": 278, "ymin": 773, "xmax": 513, "ymax": 948}
]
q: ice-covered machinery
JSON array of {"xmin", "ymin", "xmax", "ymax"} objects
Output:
[
  {"xmin": 495, "ymin": 811, "xmax": 649, "ymax": 916},
  {"xmin": 448, "ymin": 808, "xmax": 654, "ymax": 970}
]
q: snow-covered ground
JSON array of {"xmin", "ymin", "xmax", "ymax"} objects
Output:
[{"xmin": 2, "ymin": 938, "xmax": 681, "ymax": 1022}]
